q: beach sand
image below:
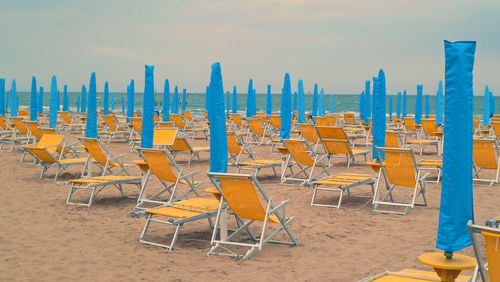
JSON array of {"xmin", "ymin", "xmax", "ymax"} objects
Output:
[{"xmin": 1, "ymin": 132, "xmax": 498, "ymax": 281}]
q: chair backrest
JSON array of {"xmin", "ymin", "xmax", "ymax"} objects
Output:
[
  {"xmin": 141, "ymin": 149, "xmax": 179, "ymax": 183},
  {"xmin": 315, "ymin": 116, "xmax": 330, "ymax": 126},
  {"xmin": 385, "ymin": 131, "xmax": 401, "ymax": 148},
  {"xmin": 343, "ymin": 113, "xmax": 356, "ymax": 124},
  {"xmin": 421, "ymin": 119, "xmax": 439, "ymax": 136},
  {"xmin": 171, "ymin": 114, "xmax": 186, "ymax": 128},
  {"xmin": 18, "ymin": 109, "xmax": 29, "ymax": 116},
  {"xmin": 102, "ymin": 115, "xmax": 119, "ymax": 130},
  {"xmin": 316, "ymin": 126, "xmax": 347, "ymax": 140},
  {"xmin": 483, "ymin": 230, "xmax": 500, "ymax": 281},
  {"xmin": 157, "ymin": 122, "xmax": 174, "ymax": 128},
  {"xmin": 269, "ymin": 115, "xmax": 281, "ymax": 130},
  {"xmin": 42, "ymin": 128, "xmax": 57, "ymax": 135},
  {"xmin": 231, "ymin": 114, "xmax": 244, "ymax": 127},
  {"xmin": 209, "ymin": 173, "xmax": 269, "ymax": 222},
  {"xmin": 79, "ymin": 137, "xmax": 109, "ymax": 165},
  {"xmin": 36, "ymin": 134, "xmax": 64, "ymax": 154},
  {"xmin": 491, "ymin": 122, "xmax": 500, "ymax": 140},
  {"xmin": 27, "ymin": 147, "xmax": 57, "ymax": 163},
  {"xmin": 169, "ymin": 137, "xmax": 191, "ymax": 152},
  {"xmin": 227, "ymin": 132, "xmax": 242, "ymax": 155},
  {"xmin": 282, "ymin": 139, "xmax": 316, "ymax": 166},
  {"xmin": 377, "ymin": 147, "xmax": 417, "ymax": 188},
  {"xmin": 25, "ymin": 121, "xmax": 44, "ymax": 139},
  {"xmin": 12, "ymin": 117, "xmax": 29, "ymax": 135},
  {"xmin": 0, "ymin": 115, "xmax": 8, "ymax": 130},
  {"xmin": 404, "ymin": 117, "xmax": 418, "ymax": 131},
  {"xmin": 60, "ymin": 112, "xmax": 73, "ymax": 124},
  {"xmin": 472, "ymin": 117, "xmax": 479, "ymax": 133},
  {"xmin": 473, "ymin": 139, "xmax": 498, "ymax": 169},
  {"xmin": 326, "ymin": 115, "xmax": 337, "ymax": 127},
  {"xmin": 153, "ymin": 128, "xmax": 178, "ymax": 146},
  {"xmin": 257, "ymin": 112, "xmax": 269, "ymax": 124},
  {"xmin": 183, "ymin": 111, "xmax": 194, "ymax": 122},
  {"xmin": 248, "ymin": 118, "xmax": 265, "ymax": 136},
  {"xmin": 130, "ymin": 117, "xmax": 142, "ymax": 134},
  {"xmin": 153, "ymin": 112, "xmax": 160, "ymax": 123},
  {"xmin": 298, "ymin": 123, "xmax": 319, "ymax": 143}
]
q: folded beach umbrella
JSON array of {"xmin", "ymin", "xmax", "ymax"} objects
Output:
[
  {"xmin": 182, "ymin": 88, "xmax": 187, "ymax": 112},
  {"xmin": 415, "ymin": 85, "xmax": 423, "ymax": 124},
  {"xmin": 162, "ymin": 79, "xmax": 170, "ymax": 122},
  {"xmin": 232, "ymin": 86, "xmax": 237, "ymax": 113},
  {"xmin": 281, "ymin": 73, "xmax": 292, "ymax": 139},
  {"xmin": 127, "ymin": 80, "xmax": 135, "ymax": 121},
  {"xmin": 365, "ymin": 80, "xmax": 371, "ymax": 119},
  {"xmin": 0, "ymin": 79, "xmax": 4, "ymax": 117},
  {"xmin": 372, "ymin": 70, "xmax": 386, "ymax": 160},
  {"xmin": 111, "ymin": 93, "xmax": 115, "ymax": 111},
  {"xmin": 226, "ymin": 91, "xmax": 230, "ymax": 116},
  {"xmin": 436, "ymin": 40, "xmax": 476, "ymax": 255},
  {"xmin": 6, "ymin": 90, "xmax": 9, "ymax": 113},
  {"xmin": 298, "ymin": 79, "xmax": 306, "ymax": 123},
  {"xmin": 141, "ymin": 65, "xmax": 155, "ymax": 148},
  {"xmin": 77, "ymin": 95, "xmax": 80, "ymax": 113},
  {"xmin": 10, "ymin": 80, "xmax": 18, "ymax": 117},
  {"xmin": 397, "ymin": 92, "xmax": 401, "ymax": 118},
  {"xmin": 58, "ymin": 91, "xmax": 61, "ymax": 111},
  {"xmin": 63, "ymin": 85, "xmax": 69, "ymax": 112},
  {"xmin": 103, "ymin": 82, "xmax": 109, "ymax": 115},
  {"xmin": 208, "ymin": 62, "xmax": 228, "ymax": 173},
  {"xmin": 266, "ymin": 84, "xmax": 272, "ymax": 115},
  {"xmin": 49, "ymin": 76, "xmax": 58, "ymax": 128},
  {"xmin": 81, "ymin": 85, "xmax": 86, "ymax": 114},
  {"xmin": 171, "ymin": 86, "xmax": 179, "ymax": 114},
  {"xmin": 490, "ymin": 90, "xmax": 495, "ymax": 117},
  {"xmin": 86, "ymin": 73, "xmax": 97, "ymax": 138},
  {"xmin": 30, "ymin": 77, "xmax": 37, "ymax": 121},
  {"xmin": 403, "ymin": 90, "xmax": 407, "ymax": 118},
  {"xmin": 293, "ymin": 91, "xmax": 298, "ymax": 111},
  {"xmin": 483, "ymin": 86, "xmax": 490, "ymax": 125},
  {"xmin": 436, "ymin": 81, "xmax": 443, "ymax": 126},
  {"xmin": 246, "ymin": 79, "xmax": 256, "ymax": 117},
  {"xmin": 121, "ymin": 96, "xmax": 125, "ymax": 114},
  {"xmin": 359, "ymin": 91, "xmax": 364, "ymax": 121},
  {"xmin": 312, "ymin": 83, "xmax": 318, "ymax": 116},
  {"xmin": 389, "ymin": 96, "xmax": 393, "ymax": 119},
  {"xmin": 319, "ymin": 88, "xmax": 325, "ymax": 116},
  {"xmin": 38, "ymin": 86, "xmax": 44, "ymax": 114},
  {"xmin": 330, "ymin": 94, "xmax": 334, "ymax": 113},
  {"xmin": 425, "ymin": 95, "xmax": 429, "ymax": 119}
]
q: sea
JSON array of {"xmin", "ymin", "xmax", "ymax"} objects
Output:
[{"xmin": 9, "ymin": 92, "xmax": 496, "ymax": 118}]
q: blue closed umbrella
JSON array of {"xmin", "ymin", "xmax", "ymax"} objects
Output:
[
  {"xmin": 163, "ymin": 79, "xmax": 170, "ymax": 121},
  {"xmin": 127, "ymin": 80, "xmax": 135, "ymax": 121},
  {"xmin": 141, "ymin": 65, "xmax": 155, "ymax": 148},
  {"xmin": 436, "ymin": 40, "xmax": 476, "ymax": 255},
  {"xmin": 425, "ymin": 94, "xmax": 429, "ymax": 119},
  {"xmin": 415, "ymin": 85, "xmax": 423, "ymax": 124},
  {"xmin": 58, "ymin": 91, "xmax": 61, "ymax": 111},
  {"xmin": 372, "ymin": 71, "xmax": 386, "ymax": 160},
  {"xmin": 6, "ymin": 90, "xmax": 9, "ymax": 113},
  {"xmin": 319, "ymin": 88, "xmax": 325, "ymax": 116},
  {"xmin": 30, "ymin": 77, "xmax": 37, "ymax": 121},
  {"xmin": 397, "ymin": 92, "xmax": 401, "ymax": 118},
  {"xmin": 365, "ymin": 81, "xmax": 371, "ymax": 119},
  {"xmin": 266, "ymin": 84, "xmax": 272, "ymax": 115},
  {"xmin": 11, "ymin": 80, "xmax": 18, "ymax": 117},
  {"xmin": 63, "ymin": 85, "xmax": 69, "ymax": 112},
  {"xmin": 103, "ymin": 82, "xmax": 109, "ymax": 115},
  {"xmin": 86, "ymin": 73, "xmax": 97, "ymax": 138},
  {"xmin": 483, "ymin": 86, "xmax": 490, "ymax": 125},
  {"xmin": 298, "ymin": 79, "xmax": 306, "ymax": 123},
  {"xmin": 330, "ymin": 94, "xmax": 334, "ymax": 113},
  {"xmin": 232, "ymin": 86, "xmax": 237, "ymax": 113},
  {"xmin": 359, "ymin": 91, "xmax": 364, "ymax": 121},
  {"xmin": 246, "ymin": 79, "xmax": 256, "ymax": 117},
  {"xmin": 171, "ymin": 86, "xmax": 179, "ymax": 114},
  {"xmin": 49, "ymin": 76, "xmax": 58, "ymax": 128},
  {"xmin": 182, "ymin": 88, "xmax": 187, "ymax": 112},
  {"xmin": 77, "ymin": 95, "xmax": 80, "ymax": 113},
  {"xmin": 0, "ymin": 79, "xmax": 4, "ymax": 117},
  {"xmin": 121, "ymin": 96, "xmax": 125, "ymax": 114},
  {"xmin": 226, "ymin": 91, "xmax": 230, "ymax": 116},
  {"xmin": 389, "ymin": 96, "xmax": 393, "ymax": 119},
  {"xmin": 111, "ymin": 93, "xmax": 115, "ymax": 111},
  {"xmin": 281, "ymin": 73, "xmax": 292, "ymax": 139},
  {"xmin": 403, "ymin": 90, "xmax": 407, "ymax": 118},
  {"xmin": 81, "ymin": 85, "xmax": 86, "ymax": 113},
  {"xmin": 208, "ymin": 62, "xmax": 228, "ymax": 173},
  {"xmin": 293, "ymin": 91, "xmax": 298, "ymax": 111},
  {"xmin": 436, "ymin": 81, "xmax": 444, "ymax": 126},
  {"xmin": 312, "ymin": 83, "xmax": 318, "ymax": 116}
]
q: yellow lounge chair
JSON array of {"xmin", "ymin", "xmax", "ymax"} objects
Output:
[
  {"xmin": 170, "ymin": 114, "xmax": 208, "ymax": 140},
  {"xmin": 100, "ymin": 115, "xmax": 128, "ymax": 143},
  {"xmin": 207, "ymin": 172, "xmax": 298, "ymax": 259},
  {"xmin": 1, "ymin": 117, "xmax": 32, "ymax": 151},
  {"xmin": 230, "ymin": 113, "xmax": 247, "ymax": 131},
  {"xmin": 316, "ymin": 126, "xmax": 369, "ymax": 167},
  {"xmin": 59, "ymin": 111, "xmax": 84, "ymax": 133},
  {"xmin": 227, "ymin": 131, "xmax": 254, "ymax": 164},
  {"xmin": 472, "ymin": 139, "xmax": 500, "ymax": 186},
  {"xmin": 468, "ymin": 220, "xmax": 500, "ymax": 282},
  {"xmin": 135, "ymin": 148, "xmax": 203, "ymax": 209},
  {"xmin": 372, "ymin": 147, "xmax": 428, "ymax": 215},
  {"xmin": 245, "ymin": 117, "xmax": 276, "ymax": 145},
  {"xmin": 298, "ymin": 123, "xmax": 321, "ymax": 150},
  {"xmin": 79, "ymin": 137, "xmax": 135, "ymax": 176},
  {"xmin": 168, "ymin": 136, "xmax": 209, "ymax": 165},
  {"xmin": 281, "ymin": 139, "xmax": 330, "ymax": 185},
  {"xmin": 311, "ymin": 173, "xmax": 376, "ymax": 208}
]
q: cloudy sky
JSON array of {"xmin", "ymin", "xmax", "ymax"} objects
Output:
[{"xmin": 1, "ymin": 0, "xmax": 499, "ymax": 95}]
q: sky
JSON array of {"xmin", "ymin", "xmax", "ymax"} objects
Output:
[{"xmin": 1, "ymin": 0, "xmax": 499, "ymax": 95}]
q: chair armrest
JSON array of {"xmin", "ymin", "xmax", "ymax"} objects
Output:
[
  {"xmin": 418, "ymin": 172, "xmax": 431, "ymax": 182},
  {"xmin": 269, "ymin": 199, "xmax": 290, "ymax": 214}
]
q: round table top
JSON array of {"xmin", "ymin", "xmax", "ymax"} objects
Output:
[{"xmin": 418, "ymin": 252, "xmax": 476, "ymax": 270}]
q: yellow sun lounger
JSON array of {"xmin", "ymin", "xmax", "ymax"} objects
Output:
[
  {"xmin": 79, "ymin": 137, "xmax": 135, "ymax": 177},
  {"xmin": 311, "ymin": 173, "xmax": 376, "ymax": 208},
  {"xmin": 1, "ymin": 117, "xmax": 32, "ymax": 151},
  {"xmin": 59, "ymin": 111, "xmax": 84, "ymax": 133},
  {"xmin": 316, "ymin": 126, "xmax": 369, "ymax": 167},
  {"xmin": 236, "ymin": 159, "xmax": 284, "ymax": 177},
  {"xmin": 100, "ymin": 114, "xmax": 128, "ymax": 143},
  {"xmin": 207, "ymin": 172, "xmax": 298, "ymax": 259},
  {"xmin": 468, "ymin": 220, "xmax": 500, "ymax": 282},
  {"xmin": 472, "ymin": 139, "xmax": 500, "ymax": 186},
  {"xmin": 227, "ymin": 131, "xmax": 254, "ymax": 164},
  {"xmin": 281, "ymin": 139, "xmax": 330, "ymax": 185},
  {"xmin": 170, "ymin": 114, "xmax": 208, "ymax": 140},
  {"xmin": 168, "ymin": 136, "xmax": 209, "ymax": 165}
]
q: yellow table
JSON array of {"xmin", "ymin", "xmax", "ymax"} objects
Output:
[{"xmin": 418, "ymin": 252, "xmax": 476, "ymax": 282}]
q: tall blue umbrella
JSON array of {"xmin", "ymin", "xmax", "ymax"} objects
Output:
[
  {"xmin": 162, "ymin": 79, "xmax": 170, "ymax": 121},
  {"xmin": 226, "ymin": 91, "xmax": 230, "ymax": 116},
  {"xmin": 490, "ymin": 91, "xmax": 495, "ymax": 117},
  {"xmin": 396, "ymin": 91, "xmax": 401, "ymax": 118},
  {"xmin": 86, "ymin": 73, "xmax": 97, "ymax": 138},
  {"xmin": 232, "ymin": 86, "xmax": 237, "ymax": 113},
  {"xmin": 6, "ymin": 90, "xmax": 9, "ymax": 113},
  {"xmin": 121, "ymin": 96, "xmax": 125, "ymax": 114},
  {"xmin": 425, "ymin": 94, "xmax": 429, "ymax": 119},
  {"xmin": 436, "ymin": 81, "xmax": 444, "ymax": 126},
  {"xmin": 281, "ymin": 73, "xmax": 292, "ymax": 139},
  {"xmin": 266, "ymin": 84, "xmax": 272, "ymax": 115},
  {"xmin": 103, "ymin": 81, "xmax": 109, "ymax": 115},
  {"xmin": 436, "ymin": 40, "xmax": 476, "ymax": 255},
  {"xmin": 171, "ymin": 86, "xmax": 179, "ymax": 114},
  {"xmin": 111, "ymin": 93, "xmax": 115, "ymax": 111},
  {"xmin": 58, "ymin": 91, "xmax": 61, "ymax": 111},
  {"xmin": 415, "ymin": 85, "xmax": 423, "ymax": 124},
  {"xmin": 77, "ymin": 95, "xmax": 80, "ymax": 113},
  {"xmin": 298, "ymin": 79, "xmax": 306, "ymax": 123},
  {"xmin": 483, "ymin": 86, "xmax": 490, "ymax": 125},
  {"xmin": 359, "ymin": 91, "xmax": 365, "ymax": 121},
  {"xmin": 312, "ymin": 83, "xmax": 318, "ymax": 116},
  {"xmin": 141, "ymin": 65, "xmax": 155, "ymax": 148},
  {"xmin": 10, "ymin": 80, "xmax": 18, "ymax": 117},
  {"xmin": 49, "ymin": 76, "xmax": 58, "ymax": 128},
  {"xmin": 208, "ymin": 62, "xmax": 228, "ymax": 173},
  {"xmin": 403, "ymin": 90, "xmax": 407, "ymax": 118},
  {"xmin": 0, "ymin": 79, "xmax": 4, "ymax": 117},
  {"xmin": 246, "ymin": 79, "xmax": 256, "ymax": 117},
  {"xmin": 330, "ymin": 94, "xmax": 334, "ymax": 113},
  {"xmin": 388, "ymin": 96, "xmax": 393, "ymax": 119},
  {"xmin": 372, "ymin": 71, "xmax": 386, "ymax": 160},
  {"xmin": 127, "ymin": 79, "xmax": 135, "ymax": 121},
  {"xmin": 30, "ymin": 76, "xmax": 37, "ymax": 121},
  {"xmin": 63, "ymin": 85, "xmax": 69, "ymax": 112},
  {"xmin": 81, "ymin": 85, "xmax": 86, "ymax": 113},
  {"xmin": 365, "ymin": 80, "xmax": 371, "ymax": 119},
  {"xmin": 182, "ymin": 88, "xmax": 187, "ymax": 112},
  {"xmin": 319, "ymin": 88, "xmax": 325, "ymax": 116},
  {"xmin": 293, "ymin": 91, "xmax": 298, "ymax": 111}
]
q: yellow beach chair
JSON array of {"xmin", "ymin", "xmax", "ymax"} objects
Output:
[
  {"xmin": 227, "ymin": 131, "xmax": 254, "ymax": 164},
  {"xmin": 281, "ymin": 139, "xmax": 330, "ymax": 185},
  {"xmin": 468, "ymin": 220, "xmax": 500, "ymax": 282},
  {"xmin": 230, "ymin": 113, "xmax": 247, "ymax": 131},
  {"xmin": 135, "ymin": 148, "xmax": 204, "ymax": 209},
  {"xmin": 298, "ymin": 123, "xmax": 320, "ymax": 150},
  {"xmin": 60, "ymin": 111, "xmax": 84, "ymax": 133},
  {"xmin": 207, "ymin": 172, "xmax": 298, "ymax": 259},
  {"xmin": 170, "ymin": 114, "xmax": 208, "ymax": 140},
  {"xmin": 316, "ymin": 126, "xmax": 369, "ymax": 167},
  {"xmin": 1, "ymin": 117, "xmax": 32, "ymax": 151},
  {"xmin": 246, "ymin": 117, "xmax": 275, "ymax": 145},
  {"xmin": 311, "ymin": 173, "xmax": 376, "ymax": 208},
  {"xmin": 472, "ymin": 139, "xmax": 500, "ymax": 186},
  {"xmin": 79, "ymin": 137, "xmax": 135, "ymax": 176},
  {"xmin": 100, "ymin": 115, "xmax": 128, "ymax": 142},
  {"xmin": 168, "ymin": 136, "xmax": 209, "ymax": 165},
  {"xmin": 372, "ymin": 147, "xmax": 428, "ymax": 215}
]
